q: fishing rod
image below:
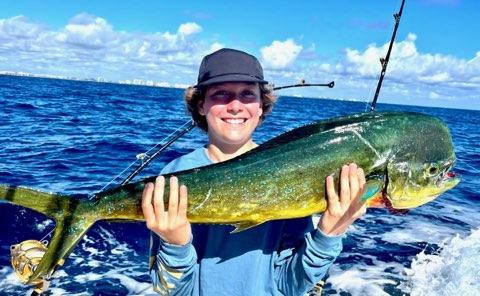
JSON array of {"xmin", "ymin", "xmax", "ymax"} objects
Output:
[
  {"xmin": 272, "ymin": 80, "xmax": 334, "ymax": 91},
  {"xmin": 114, "ymin": 80, "xmax": 335, "ymax": 187},
  {"xmin": 369, "ymin": 0, "xmax": 406, "ymax": 111},
  {"xmin": 120, "ymin": 120, "xmax": 196, "ymax": 185}
]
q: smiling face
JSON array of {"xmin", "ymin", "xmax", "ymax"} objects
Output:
[{"xmin": 199, "ymin": 82, "xmax": 263, "ymax": 149}]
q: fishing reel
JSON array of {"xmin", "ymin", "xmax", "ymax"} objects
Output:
[
  {"xmin": 10, "ymin": 240, "xmax": 51, "ymax": 294},
  {"xmin": 11, "ymin": 239, "xmax": 49, "ymax": 284}
]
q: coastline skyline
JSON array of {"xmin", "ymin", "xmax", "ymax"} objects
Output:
[
  {"xmin": 0, "ymin": 70, "xmax": 190, "ymax": 88},
  {"xmin": 1, "ymin": 0, "xmax": 479, "ymax": 110}
]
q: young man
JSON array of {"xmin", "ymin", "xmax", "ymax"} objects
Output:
[{"xmin": 142, "ymin": 48, "xmax": 367, "ymax": 295}]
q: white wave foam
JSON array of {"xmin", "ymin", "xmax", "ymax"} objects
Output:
[
  {"xmin": 36, "ymin": 218, "xmax": 53, "ymax": 232},
  {"xmin": 0, "ymin": 266, "xmax": 25, "ymax": 287},
  {"xmin": 47, "ymin": 287, "xmax": 81, "ymax": 296},
  {"xmin": 74, "ymin": 272, "xmax": 103, "ymax": 282},
  {"xmin": 437, "ymin": 201, "xmax": 480, "ymax": 228},
  {"xmin": 402, "ymin": 227, "xmax": 480, "ymax": 296},
  {"xmin": 380, "ymin": 216, "xmax": 465, "ymax": 245},
  {"xmin": 66, "ymin": 226, "xmax": 155, "ymax": 294},
  {"xmin": 327, "ymin": 260, "xmax": 404, "ymax": 296}
]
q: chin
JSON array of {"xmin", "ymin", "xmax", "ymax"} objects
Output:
[{"xmin": 221, "ymin": 135, "xmax": 252, "ymax": 146}]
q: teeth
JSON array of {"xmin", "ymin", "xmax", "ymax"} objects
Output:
[{"xmin": 224, "ymin": 118, "xmax": 245, "ymax": 124}]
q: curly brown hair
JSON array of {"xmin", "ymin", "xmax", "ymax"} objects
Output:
[{"xmin": 184, "ymin": 83, "xmax": 277, "ymax": 132}]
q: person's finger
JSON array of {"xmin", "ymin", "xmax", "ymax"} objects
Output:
[
  {"xmin": 339, "ymin": 165, "xmax": 350, "ymax": 206},
  {"xmin": 142, "ymin": 182, "xmax": 157, "ymax": 228},
  {"xmin": 349, "ymin": 168, "xmax": 367, "ymax": 210},
  {"xmin": 153, "ymin": 176, "xmax": 166, "ymax": 222},
  {"xmin": 349, "ymin": 163, "xmax": 360, "ymax": 201},
  {"xmin": 358, "ymin": 167, "xmax": 366, "ymax": 187},
  {"xmin": 168, "ymin": 176, "xmax": 179, "ymax": 222},
  {"xmin": 326, "ymin": 175, "xmax": 340, "ymax": 208},
  {"xmin": 357, "ymin": 168, "xmax": 366, "ymax": 202},
  {"xmin": 178, "ymin": 184, "xmax": 188, "ymax": 218}
]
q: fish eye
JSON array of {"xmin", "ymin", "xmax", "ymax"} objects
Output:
[{"xmin": 427, "ymin": 166, "xmax": 439, "ymax": 176}]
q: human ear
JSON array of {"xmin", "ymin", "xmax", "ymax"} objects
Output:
[
  {"xmin": 198, "ymin": 100, "xmax": 206, "ymax": 116},
  {"xmin": 257, "ymin": 97, "xmax": 263, "ymax": 117}
]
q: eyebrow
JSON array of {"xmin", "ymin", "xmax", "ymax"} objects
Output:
[{"xmin": 209, "ymin": 82, "xmax": 257, "ymax": 92}]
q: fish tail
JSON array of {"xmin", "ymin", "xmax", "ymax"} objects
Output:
[
  {"xmin": 29, "ymin": 209, "xmax": 96, "ymax": 283},
  {"xmin": 0, "ymin": 185, "xmax": 73, "ymax": 217},
  {"xmin": 1, "ymin": 185, "xmax": 96, "ymax": 283}
]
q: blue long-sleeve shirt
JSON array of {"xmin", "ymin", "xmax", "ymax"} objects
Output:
[{"xmin": 149, "ymin": 147, "xmax": 343, "ymax": 296}]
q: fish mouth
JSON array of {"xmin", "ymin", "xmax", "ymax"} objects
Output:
[
  {"xmin": 440, "ymin": 171, "xmax": 459, "ymax": 186},
  {"xmin": 384, "ymin": 170, "xmax": 460, "ymax": 211}
]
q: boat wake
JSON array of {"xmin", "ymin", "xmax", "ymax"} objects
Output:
[{"xmin": 402, "ymin": 227, "xmax": 480, "ymax": 296}]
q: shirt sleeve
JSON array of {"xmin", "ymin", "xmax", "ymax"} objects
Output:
[
  {"xmin": 274, "ymin": 219, "xmax": 343, "ymax": 295},
  {"xmin": 149, "ymin": 233, "xmax": 198, "ymax": 295}
]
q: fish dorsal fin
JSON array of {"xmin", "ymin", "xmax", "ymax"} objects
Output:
[{"xmin": 231, "ymin": 221, "xmax": 264, "ymax": 233}]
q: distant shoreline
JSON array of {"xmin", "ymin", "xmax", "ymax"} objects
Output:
[
  {"xmin": 2, "ymin": 72, "xmax": 479, "ymax": 112},
  {"xmin": 0, "ymin": 71, "xmax": 188, "ymax": 89}
]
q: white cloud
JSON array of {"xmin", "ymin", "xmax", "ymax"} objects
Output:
[
  {"xmin": 0, "ymin": 15, "xmax": 43, "ymax": 39},
  {"xmin": 333, "ymin": 32, "xmax": 480, "ymax": 91},
  {"xmin": 178, "ymin": 22, "xmax": 202, "ymax": 36},
  {"xmin": 56, "ymin": 13, "xmax": 114, "ymax": 49},
  {"xmin": 267, "ymin": 33, "xmax": 479, "ymax": 108},
  {"xmin": 0, "ymin": 14, "xmax": 216, "ymax": 84},
  {"xmin": 208, "ymin": 42, "xmax": 225, "ymax": 53},
  {"xmin": 261, "ymin": 39, "xmax": 302, "ymax": 69},
  {"xmin": 1, "ymin": 14, "xmax": 478, "ymax": 109}
]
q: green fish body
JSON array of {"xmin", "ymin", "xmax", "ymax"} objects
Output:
[{"xmin": 0, "ymin": 111, "xmax": 459, "ymax": 284}]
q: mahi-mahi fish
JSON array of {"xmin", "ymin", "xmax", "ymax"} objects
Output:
[{"xmin": 0, "ymin": 111, "xmax": 460, "ymax": 285}]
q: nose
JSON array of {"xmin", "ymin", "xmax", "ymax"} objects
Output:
[{"xmin": 226, "ymin": 98, "xmax": 243, "ymax": 114}]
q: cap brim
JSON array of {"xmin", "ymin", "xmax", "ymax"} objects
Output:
[{"xmin": 195, "ymin": 74, "xmax": 268, "ymax": 88}]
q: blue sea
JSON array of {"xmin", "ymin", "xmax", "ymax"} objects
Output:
[{"xmin": 0, "ymin": 75, "xmax": 479, "ymax": 295}]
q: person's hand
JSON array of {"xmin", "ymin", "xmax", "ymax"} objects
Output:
[
  {"xmin": 142, "ymin": 176, "xmax": 192, "ymax": 245},
  {"xmin": 318, "ymin": 163, "xmax": 367, "ymax": 236}
]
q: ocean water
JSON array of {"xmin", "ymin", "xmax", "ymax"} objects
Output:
[{"xmin": 0, "ymin": 75, "xmax": 479, "ymax": 295}]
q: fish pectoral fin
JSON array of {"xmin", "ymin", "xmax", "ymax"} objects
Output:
[
  {"xmin": 231, "ymin": 221, "xmax": 263, "ymax": 233},
  {"xmin": 361, "ymin": 178, "xmax": 384, "ymax": 202}
]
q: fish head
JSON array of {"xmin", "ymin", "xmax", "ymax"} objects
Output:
[
  {"xmin": 383, "ymin": 115, "xmax": 460, "ymax": 209},
  {"xmin": 385, "ymin": 158, "xmax": 459, "ymax": 209}
]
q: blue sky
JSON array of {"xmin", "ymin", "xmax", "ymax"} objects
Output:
[{"xmin": 1, "ymin": 0, "xmax": 479, "ymax": 109}]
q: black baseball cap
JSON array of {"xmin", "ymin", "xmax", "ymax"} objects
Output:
[{"xmin": 195, "ymin": 48, "xmax": 268, "ymax": 88}]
